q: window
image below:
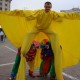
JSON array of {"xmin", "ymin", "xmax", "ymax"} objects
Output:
[
  {"xmin": 0, "ymin": 2, "xmax": 2, "ymax": 5},
  {"xmin": 5, "ymin": 0, "xmax": 8, "ymax": 2},
  {"xmin": 5, "ymin": 8, "xmax": 7, "ymax": 10},
  {"xmin": 5, "ymin": 4, "xmax": 7, "ymax": 6},
  {"xmin": 0, "ymin": 7, "xmax": 2, "ymax": 10}
]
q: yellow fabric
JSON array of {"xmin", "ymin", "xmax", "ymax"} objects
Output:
[
  {"xmin": 27, "ymin": 60, "xmax": 35, "ymax": 71},
  {"xmin": 16, "ymin": 53, "xmax": 26, "ymax": 80},
  {"xmin": 0, "ymin": 10, "xmax": 80, "ymax": 80},
  {"xmin": 50, "ymin": 19, "xmax": 80, "ymax": 68}
]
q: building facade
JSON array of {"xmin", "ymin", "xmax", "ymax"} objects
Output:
[
  {"xmin": 0, "ymin": 0, "xmax": 12, "ymax": 11},
  {"xmin": 60, "ymin": 8, "xmax": 80, "ymax": 13}
]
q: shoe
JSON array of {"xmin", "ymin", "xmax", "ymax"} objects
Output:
[
  {"xmin": 36, "ymin": 73, "xmax": 48, "ymax": 77},
  {"xmin": 36, "ymin": 74, "xmax": 44, "ymax": 77},
  {"xmin": 8, "ymin": 73, "xmax": 16, "ymax": 80},
  {"xmin": 8, "ymin": 77, "xmax": 15, "ymax": 80},
  {"xmin": 29, "ymin": 70, "xmax": 35, "ymax": 78},
  {"xmin": 50, "ymin": 77, "xmax": 56, "ymax": 80}
]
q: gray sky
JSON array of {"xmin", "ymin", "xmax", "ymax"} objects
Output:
[{"xmin": 11, "ymin": 0, "xmax": 80, "ymax": 11}]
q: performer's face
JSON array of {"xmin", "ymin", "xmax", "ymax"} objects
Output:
[
  {"xmin": 44, "ymin": 3, "xmax": 52, "ymax": 12},
  {"xmin": 45, "ymin": 45, "xmax": 49, "ymax": 49},
  {"xmin": 31, "ymin": 46, "xmax": 36, "ymax": 50}
]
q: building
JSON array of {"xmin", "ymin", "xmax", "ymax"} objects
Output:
[
  {"xmin": 0, "ymin": 0, "xmax": 12, "ymax": 11},
  {"xmin": 60, "ymin": 7, "xmax": 80, "ymax": 13}
]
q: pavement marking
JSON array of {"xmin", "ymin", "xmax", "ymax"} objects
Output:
[
  {"xmin": 0, "ymin": 62, "xmax": 79, "ymax": 80},
  {"xmin": 0, "ymin": 62, "xmax": 14, "ymax": 67},
  {"xmin": 63, "ymin": 72, "xmax": 79, "ymax": 80},
  {"xmin": 2, "ymin": 46, "xmax": 79, "ymax": 80},
  {"xmin": 5, "ymin": 46, "xmax": 17, "ymax": 53}
]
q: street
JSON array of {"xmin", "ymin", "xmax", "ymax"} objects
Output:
[{"xmin": 0, "ymin": 39, "xmax": 80, "ymax": 80}]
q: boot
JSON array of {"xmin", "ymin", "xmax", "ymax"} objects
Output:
[
  {"xmin": 29, "ymin": 70, "xmax": 35, "ymax": 78},
  {"xmin": 36, "ymin": 74, "xmax": 43, "ymax": 77},
  {"xmin": 50, "ymin": 76, "xmax": 56, "ymax": 80},
  {"xmin": 36, "ymin": 73, "xmax": 46, "ymax": 77},
  {"xmin": 8, "ymin": 77, "xmax": 15, "ymax": 80},
  {"xmin": 8, "ymin": 73, "xmax": 16, "ymax": 80}
]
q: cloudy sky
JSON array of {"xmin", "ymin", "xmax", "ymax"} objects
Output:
[{"xmin": 11, "ymin": 0, "xmax": 80, "ymax": 11}]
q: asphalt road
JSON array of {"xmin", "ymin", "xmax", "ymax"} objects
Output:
[{"xmin": 0, "ymin": 38, "xmax": 80, "ymax": 80}]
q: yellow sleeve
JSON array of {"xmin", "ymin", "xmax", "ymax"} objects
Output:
[
  {"xmin": 23, "ymin": 10, "xmax": 40, "ymax": 20},
  {"xmin": 0, "ymin": 10, "xmax": 25, "ymax": 17},
  {"xmin": 61, "ymin": 12, "xmax": 80, "ymax": 20},
  {"xmin": 52, "ymin": 11, "xmax": 80, "ymax": 21},
  {"xmin": 53, "ymin": 11, "xmax": 63, "ymax": 22}
]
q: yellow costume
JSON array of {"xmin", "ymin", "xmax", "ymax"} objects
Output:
[{"xmin": 0, "ymin": 10, "xmax": 80, "ymax": 80}]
